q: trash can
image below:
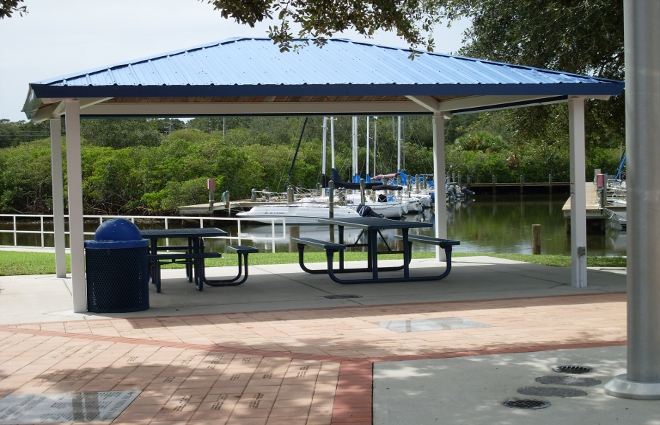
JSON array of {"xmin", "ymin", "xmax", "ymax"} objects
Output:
[{"xmin": 85, "ymin": 218, "xmax": 149, "ymax": 313}]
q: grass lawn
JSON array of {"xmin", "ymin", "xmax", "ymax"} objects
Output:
[{"xmin": 0, "ymin": 250, "xmax": 626, "ymax": 276}]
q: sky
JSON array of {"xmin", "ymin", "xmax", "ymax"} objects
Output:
[{"xmin": 0, "ymin": 0, "xmax": 470, "ymax": 122}]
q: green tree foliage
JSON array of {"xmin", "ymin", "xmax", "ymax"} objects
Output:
[
  {"xmin": 444, "ymin": 0, "xmax": 623, "ymax": 78},
  {"xmin": 0, "ymin": 0, "xmax": 26, "ymax": 19},
  {"xmin": 440, "ymin": 0, "xmax": 624, "ymax": 152},
  {"xmin": 81, "ymin": 146, "xmax": 148, "ymax": 214},
  {"xmin": 81, "ymin": 119, "xmax": 169, "ymax": 148},
  {"xmin": 138, "ymin": 129, "xmax": 265, "ymax": 213},
  {"xmin": 0, "ymin": 112, "xmax": 625, "ymax": 215},
  {"xmin": 0, "ymin": 119, "xmax": 52, "ymax": 148},
  {"xmin": 207, "ymin": 0, "xmax": 440, "ymax": 53},
  {"xmin": 0, "ymin": 139, "xmax": 53, "ymax": 213}
]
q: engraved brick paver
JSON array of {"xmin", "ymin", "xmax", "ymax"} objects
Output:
[{"xmin": 0, "ymin": 293, "xmax": 626, "ymax": 424}]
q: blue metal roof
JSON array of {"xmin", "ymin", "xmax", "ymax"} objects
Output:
[
  {"xmin": 23, "ymin": 38, "xmax": 624, "ymax": 120},
  {"xmin": 23, "ymin": 37, "xmax": 624, "ymax": 119}
]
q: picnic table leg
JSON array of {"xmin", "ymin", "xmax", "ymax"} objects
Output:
[
  {"xmin": 369, "ymin": 229, "xmax": 379, "ymax": 280},
  {"xmin": 203, "ymin": 249, "xmax": 253, "ymax": 286},
  {"xmin": 186, "ymin": 238, "xmax": 194, "ymax": 282},
  {"xmin": 338, "ymin": 226, "xmax": 345, "ymax": 270},
  {"xmin": 296, "ymin": 244, "xmax": 334, "ymax": 274},
  {"xmin": 193, "ymin": 237, "xmax": 204, "ymax": 291},
  {"xmin": 148, "ymin": 238, "xmax": 158, "ymax": 287},
  {"xmin": 403, "ymin": 230, "xmax": 410, "ymax": 279}
]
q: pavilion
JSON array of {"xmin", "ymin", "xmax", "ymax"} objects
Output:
[
  {"xmin": 22, "ymin": 1, "xmax": 660, "ymax": 401},
  {"xmin": 21, "ymin": 37, "xmax": 624, "ymax": 312}
]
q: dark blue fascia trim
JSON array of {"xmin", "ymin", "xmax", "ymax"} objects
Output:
[{"xmin": 31, "ymin": 82, "xmax": 625, "ymax": 99}]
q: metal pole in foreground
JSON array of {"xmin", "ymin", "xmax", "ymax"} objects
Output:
[{"xmin": 605, "ymin": 0, "xmax": 660, "ymax": 400}]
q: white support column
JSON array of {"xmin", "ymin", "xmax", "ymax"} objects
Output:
[
  {"xmin": 366, "ymin": 117, "xmax": 370, "ymax": 177},
  {"xmin": 330, "ymin": 117, "xmax": 335, "ymax": 170},
  {"xmin": 373, "ymin": 118, "xmax": 378, "ymax": 176},
  {"xmin": 65, "ymin": 100, "xmax": 86, "ymax": 313},
  {"xmin": 397, "ymin": 116, "xmax": 402, "ymax": 172},
  {"xmin": 605, "ymin": 0, "xmax": 660, "ymax": 400},
  {"xmin": 352, "ymin": 116, "xmax": 358, "ymax": 180},
  {"xmin": 432, "ymin": 113, "xmax": 448, "ymax": 261},
  {"xmin": 322, "ymin": 117, "xmax": 327, "ymax": 177},
  {"xmin": 49, "ymin": 117, "xmax": 67, "ymax": 278},
  {"xmin": 568, "ymin": 97, "xmax": 587, "ymax": 288}
]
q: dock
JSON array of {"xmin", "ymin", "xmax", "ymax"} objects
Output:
[
  {"xmin": 562, "ymin": 182, "xmax": 625, "ymax": 233},
  {"xmin": 178, "ymin": 200, "xmax": 287, "ymax": 216}
]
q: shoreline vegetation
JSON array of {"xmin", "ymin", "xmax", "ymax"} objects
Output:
[
  {"xmin": 0, "ymin": 251, "xmax": 626, "ymax": 277},
  {"xmin": 0, "ymin": 117, "xmax": 623, "ymax": 216}
]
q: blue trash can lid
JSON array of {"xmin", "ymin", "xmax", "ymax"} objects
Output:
[{"xmin": 85, "ymin": 218, "xmax": 148, "ymax": 248}]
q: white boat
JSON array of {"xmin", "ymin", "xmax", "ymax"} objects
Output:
[
  {"xmin": 239, "ymin": 224, "xmax": 365, "ymax": 242},
  {"xmin": 236, "ymin": 203, "xmax": 360, "ymax": 224},
  {"xmin": 401, "ymin": 198, "xmax": 423, "ymax": 214},
  {"xmin": 408, "ymin": 192, "xmax": 433, "ymax": 208},
  {"xmin": 343, "ymin": 194, "xmax": 404, "ymax": 218}
]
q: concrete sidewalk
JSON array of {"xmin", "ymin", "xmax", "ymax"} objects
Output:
[{"xmin": 0, "ymin": 256, "xmax": 646, "ymax": 425}]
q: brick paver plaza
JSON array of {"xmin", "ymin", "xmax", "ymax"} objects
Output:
[{"xmin": 0, "ymin": 292, "xmax": 626, "ymax": 424}]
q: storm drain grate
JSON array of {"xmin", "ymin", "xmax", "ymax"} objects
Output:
[
  {"xmin": 502, "ymin": 399, "xmax": 550, "ymax": 409},
  {"xmin": 552, "ymin": 365, "xmax": 593, "ymax": 374},
  {"xmin": 322, "ymin": 294, "xmax": 362, "ymax": 299},
  {"xmin": 536, "ymin": 375, "xmax": 601, "ymax": 387},
  {"xmin": 518, "ymin": 386, "xmax": 588, "ymax": 398}
]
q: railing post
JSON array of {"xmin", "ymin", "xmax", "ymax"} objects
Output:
[{"xmin": 492, "ymin": 175, "xmax": 497, "ymax": 195}]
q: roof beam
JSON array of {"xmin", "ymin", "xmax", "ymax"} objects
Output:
[
  {"xmin": 79, "ymin": 100, "xmax": 430, "ymax": 117},
  {"xmin": 441, "ymin": 94, "xmax": 565, "ymax": 112},
  {"xmin": 31, "ymin": 98, "xmax": 114, "ymax": 122},
  {"xmin": 406, "ymin": 95, "xmax": 442, "ymax": 113},
  {"xmin": 406, "ymin": 96, "xmax": 454, "ymax": 118}
]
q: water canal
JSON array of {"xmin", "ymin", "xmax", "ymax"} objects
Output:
[
  {"xmin": 226, "ymin": 194, "xmax": 626, "ymax": 256},
  {"xmin": 1, "ymin": 194, "xmax": 626, "ymax": 257}
]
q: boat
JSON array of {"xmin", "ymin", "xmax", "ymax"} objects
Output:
[
  {"xmin": 446, "ymin": 183, "xmax": 475, "ymax": 203},
  {"xmin": 343, "ymin": 193, "xmax": 404, "ymax": 218},
  {"xmin": 236, "ymin": 203, "xmax": 360, "ymax": 224},
  {"xmin": 239, "ymin": 224, "xmax": 365, "ymax": 242}
]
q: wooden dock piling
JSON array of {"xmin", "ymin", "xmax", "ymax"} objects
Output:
[{"xmin": 532, "ymin": 224, "xmax": 541, "ymax": 255}]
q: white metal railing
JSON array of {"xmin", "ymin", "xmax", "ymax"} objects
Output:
[{"xmin": 0, "ymin": 214, "xmax": 287, "ymax": 253}]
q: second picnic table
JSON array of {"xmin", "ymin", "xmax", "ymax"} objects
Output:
[{"xmin": 294, "ymin": 216, "xmax": 459, "ymax": 284}]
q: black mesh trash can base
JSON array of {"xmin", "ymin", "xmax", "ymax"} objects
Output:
[{"xmin": 86, "ymin": 246, "xmax": 149, "ymax": 313}]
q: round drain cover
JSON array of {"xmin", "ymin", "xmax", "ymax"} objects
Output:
[
  {"xmin": 502, "ymin": 399, "xmax": 550, "ymax": 409},
  {"xmin": 536, "ymin": 375, "xmax": 601, "ymax": 387},
  {"xmin": 552, "ymin": 365, "xmax": 593, "ymax": 374},
  {"xmin": 518, "ymin": 386, "xmax": 587, "ymax": 398},
  {"xmin": 322, "ymin": 294, "xmax": 362, "ymax": 299}
]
